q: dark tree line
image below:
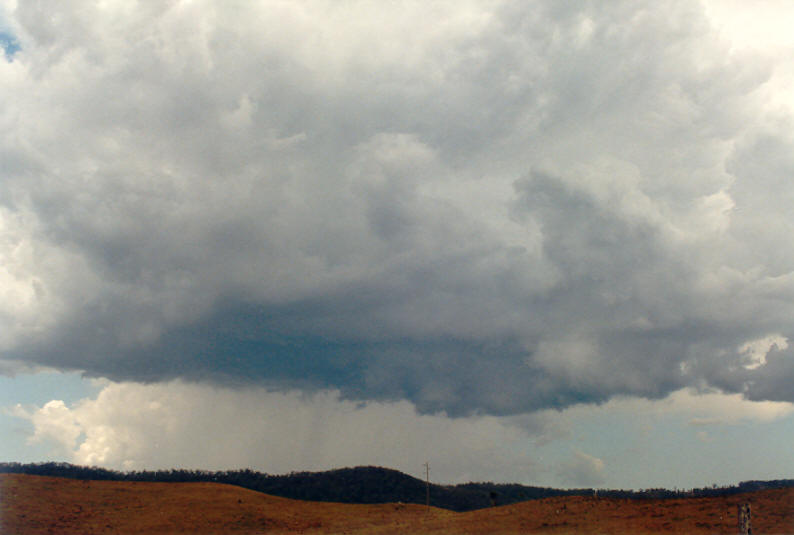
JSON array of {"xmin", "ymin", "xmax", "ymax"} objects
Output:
[{"xmin": 1, "ymin": 462, "xmax": 791, "ymax": 512}]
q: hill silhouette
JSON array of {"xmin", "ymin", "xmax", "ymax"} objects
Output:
[{"xmin": 1, "ymin": 462, "xmax": 792, "ymax": 512}]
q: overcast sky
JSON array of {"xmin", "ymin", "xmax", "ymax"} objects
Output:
[{"xmin": 2, "ymin": 0, "xmax": 794, "ymax": 490}]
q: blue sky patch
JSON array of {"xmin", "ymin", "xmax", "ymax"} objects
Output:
[{"xmin": 0, "ymin": 31, "xmax": 20, "ymax": 60}]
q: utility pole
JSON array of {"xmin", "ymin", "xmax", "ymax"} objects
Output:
[{"xmin": 423, "ymin": 462, "xmax": 430, "ymax": 508}]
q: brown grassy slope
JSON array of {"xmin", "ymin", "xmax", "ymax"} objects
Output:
[
  {"xmin": 439, "ymin": 491, "xmax": 794, "ymax": 535},
  {"xmin": 2, "ymin": 473, "xmax": 793, "ymax": 535},
  {"xmin": 0, "ymin": 473, "xmax": 454, "ymax": 535}
]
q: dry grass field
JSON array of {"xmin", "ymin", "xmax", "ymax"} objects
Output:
[{"xmin": 2, "ymin": 473, "xmax": 793, "ymax": 534}]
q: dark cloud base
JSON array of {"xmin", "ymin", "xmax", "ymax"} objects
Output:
[{"xmin": 17, "ymin": 298, "xmax": 747, "ymax": 416}]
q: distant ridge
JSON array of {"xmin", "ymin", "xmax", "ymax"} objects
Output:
[{"xmin": 1, "ymin": 462, "xmax": 792, "ymax": 512}]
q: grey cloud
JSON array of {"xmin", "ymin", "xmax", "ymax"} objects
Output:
[{"xmin": 2, "ymin": 1, "xmax": 794, "ymax": 414}]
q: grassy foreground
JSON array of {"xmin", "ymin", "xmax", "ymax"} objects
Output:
[{"xmin": 2, "ymin": 473, "xmax": 793, "ymax": 534}]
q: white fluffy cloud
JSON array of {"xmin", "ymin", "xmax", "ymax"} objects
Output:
[
  {"xmin": 557, "ymin": 450, "xmax": 606, "ymax": 487},
  {"xmin": 13, "ymin": 399, "xmax": 81, "ymax": 451},
  {"xmin": 1, "ymin": 1, "xmax": 794, "ymax": 415}
]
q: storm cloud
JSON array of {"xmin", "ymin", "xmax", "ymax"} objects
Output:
[{"xmin": 2, "ymin": 1, "xmax": 794, "ymax": 415}]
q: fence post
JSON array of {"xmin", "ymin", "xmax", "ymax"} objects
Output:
[{"xmin": 737, "ymin": 503, "xmax": 751, "ymax": 535}]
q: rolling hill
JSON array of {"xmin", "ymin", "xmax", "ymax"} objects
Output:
[
  {"xmin": 2, "ymin": 472, "xmax": 794, "ymax": 534},
  {"xmin": 3, "ymin": 462, "xmax": 791, "ymax": 512}
]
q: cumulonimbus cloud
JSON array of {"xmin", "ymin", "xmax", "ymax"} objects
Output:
[{"xmin": 1, "ymin": 1, "xmax": 794, "ymax": 415}]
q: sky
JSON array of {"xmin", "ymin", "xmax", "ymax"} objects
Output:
[{"xmin": 1, "ymin": 0, "xmax": 794, "ymax": 490}]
